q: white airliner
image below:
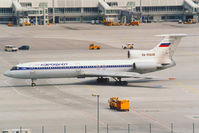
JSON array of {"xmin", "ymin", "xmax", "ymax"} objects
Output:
[{"xmin": 4, "ymin": 34, "xmax": 187, "ymax": 87}]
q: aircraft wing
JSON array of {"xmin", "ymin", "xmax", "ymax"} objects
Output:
[{"xmin": 79, "ymin": 70, "xmax": 153, "ymax": 79}]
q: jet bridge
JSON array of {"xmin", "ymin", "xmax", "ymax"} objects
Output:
[
  {"xmin": 12, "ymin": 0, "xmax": 23, "ymax": 11},
  {"xmin": 183, "ymin": 0, "xmax": 199, "ymax": 21},
  {"xmin": 184, "ymin": 0, "xmax": 199, "ymax": 13},
  {"xmin": 12, "ymin": 0, "xmax": 48, "ymax": 25},
  {"xmin": 98, "ymin": 0, "xmax": 121, "ymax": 22}
]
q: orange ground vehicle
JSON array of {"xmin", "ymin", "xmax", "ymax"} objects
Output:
[
  {"xmin": 109, "ymin": 97, "xmax": 130, "ymax": 111},
  {"xmin": 184, "ymin": 19, "xmax": 196, "ymax": 24},
  {"xmin": 8, "ymin": 22, "xmax": 13, "ymax": 26},
  {"xmin": 113, "ymin": 22, "xmax": 122, "ymax": 26},
  {"xmin": 89, "ymin": 43, "xmax": 100, "ymax": 50},
  {"xmin": 125, "ymin": 21, "xmax": 140, "ymax": 26},
  {"xmin": 131, "ymin": 21, "xmax": 140, "ymax": 26},
  {"xmin": 106, "ymin": 21, "xmax": 114, "ymax": 26},
  {"xmin": 24, "ymin": 23, "xmax": 32, "ymax": 26},
  {"xmin": 102, "ymin": 19, "xmax": 121, "ymax": 26}
]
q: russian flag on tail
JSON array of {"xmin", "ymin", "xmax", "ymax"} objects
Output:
[{"xmin": 159, "ymin": 43, "xmax": 171, "ymax": 47}]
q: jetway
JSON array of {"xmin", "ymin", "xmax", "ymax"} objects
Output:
[
  {"xmin": 12, "ymin": 0, "xmax": 22, "ymax": 11},
  {"xmin": 183, "ymin": 0, "xmax": 199, "ymax": 22},
  {"xmin": 11, "ymin": 0, "xmax": 48, "ymax": 26},
  {"xmin": 184, "ymin": 0, "xmax": 199, "ymax": 12}
]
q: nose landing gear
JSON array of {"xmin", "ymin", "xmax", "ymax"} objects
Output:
[{"xmin": 31, "ymin": 79, "xmax": 37, "ymax": 87}]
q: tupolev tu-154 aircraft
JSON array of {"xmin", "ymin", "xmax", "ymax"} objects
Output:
[{"xmin": 4, "ymin": 34, "xmax": 187, "ymax": 87}]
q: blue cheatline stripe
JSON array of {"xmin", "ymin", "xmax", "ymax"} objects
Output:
[
  {"xmin": 160, "ymin": 43, "xmax": 171, "ymax": 46},
  {"xmin": 14, "ymin": 65, "xmax": 133, "ymax": 71}
]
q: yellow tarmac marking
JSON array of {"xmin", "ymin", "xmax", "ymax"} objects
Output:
[
  {"xmin": 86, "ymin": 85, "xmax": 98, "ymax": 93},
  {"xmin": 176, "ymin": 81, "xmax": 199, "ymax": 93}
]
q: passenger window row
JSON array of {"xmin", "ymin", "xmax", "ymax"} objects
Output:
[{"xmin": 11, "ymin": 65, "xmax": 132, "ymax": 70}]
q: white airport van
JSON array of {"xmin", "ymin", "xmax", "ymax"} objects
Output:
[{"xmin": 4, "ymin": 45, "xmax": 18, "ymax": 52}]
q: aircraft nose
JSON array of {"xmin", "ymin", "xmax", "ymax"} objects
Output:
[{"xmin": 4, "ymin": 71, "xmax": 12, "ymax": 77}]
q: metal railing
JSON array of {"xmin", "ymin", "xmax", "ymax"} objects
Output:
[{"xmin": 9, "ymin": 123, "xmax": 197, "ymax": 133}]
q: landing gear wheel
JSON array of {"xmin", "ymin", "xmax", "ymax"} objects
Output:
[
  {"xmin": 115, "ymin": 81, "xmax": 128, "ymax": 86},
  {"xmin": 118, "ymin": 81, "xmax": 126, "ymax": 86},
  {"xmin": 96, "ymin": 78, "xmax": 101, "ymax": 83},
  {"xmin": 115, "ymin": 81, "xmax": 119, "ymax": 85},
  {"xmin": 31, "ymin": 79, "xmax": 37, "ymax": 87},
  {"xmin": 113, "ymin": 77, "xmax": 128, "ymax": 86},
  {"xmin": 31, "ymin": 83, "xmax": 36, "ymax": 87},
  {"xmin": 124, "ymin": 81, "xmax": 128, "ymax": 86},
  {"xmin": 104, "ymin": 78, "xmax": 109, "ymax": 83},
  {"xmin": 96, "ymin": 77, "xmax": 109, "ymax": 84}
]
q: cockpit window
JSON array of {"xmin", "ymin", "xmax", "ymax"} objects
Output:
[{"xmin": 11, "ymin": 66, "xmax": 18, "ymax": 71}]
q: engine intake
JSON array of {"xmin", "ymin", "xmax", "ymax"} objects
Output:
[{"xmin": 133, "ymin": 62, "xmax": 157, "ymax": 73}]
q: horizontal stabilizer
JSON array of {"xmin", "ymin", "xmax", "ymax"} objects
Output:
[{"xmin": 156, "ymin": 34, "xmax": 188, "ymax": 37}]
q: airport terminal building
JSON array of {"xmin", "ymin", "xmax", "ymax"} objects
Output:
[{"xmin": 0, "ymin": 0, "xmax": 199, "ymax": 25}]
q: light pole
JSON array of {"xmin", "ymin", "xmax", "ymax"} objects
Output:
[
  {"xmin": 140, "ymin": 0, "xmax": 142, "ymax": 22},
  {"xmin": 52, "ymin": 0, "xmax": 55, "ymax": 24},
  {"xmin": 92, "ymin": 94, "xmax": 100, "ymax": 133}
]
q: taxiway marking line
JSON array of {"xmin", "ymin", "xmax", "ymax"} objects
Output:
[
  {"xmin": 86, "ymin": 85, "xmax": 98, "ymax": 93},
  {"xmin": 45, "ymin": 82, "xmax": 105, "ymax": 125},
  {"xmin": 3, "ymin": 80, "xmax": 27, "ymax": 98},
  {"xmin": 134, "ymin": 109, "xmax": 171, "ymax": 131},
  {"xmin": 3, "ymin": 79, "xmax": 61, "ymax": 104},
  {"xmin": 175, "ymin": 81, "xmax": 199, "ymax": 93},
  {"xmin": 3, "ymin": 80, "xmax": 41, "ymax": 100}
]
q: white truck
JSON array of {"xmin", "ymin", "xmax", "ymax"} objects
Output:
[
  {"xmin": 4, "ymin": 45, "xmax": 18, "ymax": 52},
  {"xmin": 122, "ymin": 43, "xmax": 134, "ymax": 49}
]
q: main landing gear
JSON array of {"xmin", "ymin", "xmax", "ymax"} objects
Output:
[
  {"xmin": 113, "ymin": 77, "xmax": 128, "ymax": 86},
  {"xmin": 31, "ymin": 79, "xmax": 36, "ymax": 87},
  {"xmin": 96, "ymin": 77, "xmax": 128, "ymax": 86},
  {"xmin": 96, "ymin": 77, "xmax": 109, "ymax": 84}
]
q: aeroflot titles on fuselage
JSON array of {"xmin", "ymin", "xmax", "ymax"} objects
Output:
[{"xmin": 40, "ymin": 63, "xmax": 68, "ymax": 66}]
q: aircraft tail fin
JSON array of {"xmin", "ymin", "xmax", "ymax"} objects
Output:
[{"xmin": 151, "ymin": 34, "xmax": 187, "ymax": 59}]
